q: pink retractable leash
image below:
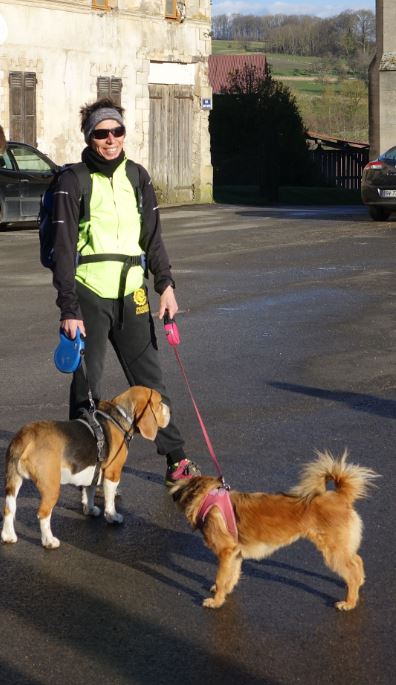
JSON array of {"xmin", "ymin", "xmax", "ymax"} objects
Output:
[{"xmin": 164, "ymin": 313, "xmax": 226, "ymax": 483}]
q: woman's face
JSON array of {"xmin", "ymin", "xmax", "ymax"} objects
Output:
[{"xmin": 90, "ymin": 118, "xmax": 125, "ymax": 160}]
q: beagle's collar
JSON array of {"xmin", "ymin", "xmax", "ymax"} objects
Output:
[{"xmin": 95, "ymin": 404, "xmax": 135, "ymax": 446}]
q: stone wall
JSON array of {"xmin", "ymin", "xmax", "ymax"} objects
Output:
[
  {"xmin": 369, "ymin": 0, "xmax": 396, "ymax": 158},
  {"xmin": 0, "ymin": 0, "xmax": 213, "ymax": 202}
]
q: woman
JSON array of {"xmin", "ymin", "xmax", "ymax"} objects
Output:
[{"xmin": 52, "ymin": 97, "xmax": 200, "ymax": 485}]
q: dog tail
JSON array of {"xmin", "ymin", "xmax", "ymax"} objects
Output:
[
  {"xmin": 289, "ymin": 449, "xmax": 379, "ymax": 504},
  {"xmin": 4, "ymin": 438, "xmax": 23, "ymax": 495}
]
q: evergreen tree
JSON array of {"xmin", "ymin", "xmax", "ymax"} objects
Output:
[{"xmin": 210, "ymin": 63, "xmax": 314, "ymax": 200}]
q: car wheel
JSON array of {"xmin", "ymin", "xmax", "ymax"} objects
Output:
[{"xmin": 368, "ymin": 206, "xmax": 391, "ymax": 221}]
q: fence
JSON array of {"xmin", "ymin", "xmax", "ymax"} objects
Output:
[{"xmin": 310, "ymin": 147, "xmax": 369, "ymax": 190}]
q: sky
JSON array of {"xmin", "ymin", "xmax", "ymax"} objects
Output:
[{"xmin": 212, "ymin": 1, "xmax": 376, "ymax": 19}]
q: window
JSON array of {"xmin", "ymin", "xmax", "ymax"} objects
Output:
[
  {"xmin": 97, "ymin": 77, "xmax": 122, "ymax": 106},
  {"xmin": 9, "ymin": 71, "xmax": 37, "ymax": 146},
  {"xmin": 382, "ymin": 147, "xmax": 396, "ymax": 161},
  {"xmin": 8, "ymin": 143, "xmax": 53, "ymax": 173},
  {"xmin": 0, "ymin": 151, "xmax": 13, "ymax": 170},
  {"xmin": 165, "ymin": 0, "xmax": 179, "ymax": 20},
  {"xmin": 92, "ymin": 1, "xmax": 110, "ymax": 9}
]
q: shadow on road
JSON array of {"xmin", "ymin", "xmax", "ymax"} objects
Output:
[
  {"xmin": 0, "ymin": 555, "xmax": 274, "ymax": 685},
  {"xmin": 235, "ymin": 207, "xmax": 373, "ymax": 222},
  {"xmin": 269, "ymin": 381, "xmax": 396, "ymax": 419}
]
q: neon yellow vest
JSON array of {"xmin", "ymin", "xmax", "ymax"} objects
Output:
[{"xmin": 75, "ymin": 160, "xmax": 143, "ymax": 298}]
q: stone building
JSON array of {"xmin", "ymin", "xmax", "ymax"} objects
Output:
[
  {"xmin": 369, "ymin": 0, "xmax": 396, "ymax": 158},
  {"xmin": 0, "ymin": 0, "xmax": 213, "ymax": 203}
]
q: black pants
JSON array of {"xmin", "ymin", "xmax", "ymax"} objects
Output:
[{"xmin": 69, "ymin": 281, "xmax": 186, "ymax": 462}]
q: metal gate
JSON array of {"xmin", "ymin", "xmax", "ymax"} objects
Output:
[
  {"xmin": 149, "ymin": 84, "xmax": 193, "ymax": 203},
  {"xmin": 310, "ymin": 148, "xmax": 369, "ymax": 190}
]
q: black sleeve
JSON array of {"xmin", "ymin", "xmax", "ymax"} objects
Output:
[
  {"xmin": 51, "ymin": 169, "xmax": 82, "ymax": 320},
  {"xmin": 137, "ymin": 164, "xmax": 176, "ymax": 294}
]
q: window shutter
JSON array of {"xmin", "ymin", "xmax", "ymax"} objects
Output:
[
  {"xmin": 24, "ymin": 73, "xmax": 37, "ymax": 147},
  {"xmin": 97, "ymin": 76, "xmax": 110, "ymax": 99},
  {"xmin": 110, "ymin": 78, "xmax": 122, "ymax": 106},
  {"xmin": 9, "ymin": 72, "xmax": 23, "ymax": 142},
  {"xmin": 9, "ymin": 71, "xmax": 36, "ymax": 146},
  {"xmin": 97, "ymin": 76, "xmax": 122, "ymax": 106}
]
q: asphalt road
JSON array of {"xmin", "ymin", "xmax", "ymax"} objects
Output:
[{"xmin": 0, "ymin": 203, "xmax": 395, "ymax": 684}]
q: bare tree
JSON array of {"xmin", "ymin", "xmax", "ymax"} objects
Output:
[{"xmin": 212, "ymin": 10, "xmax": 375, "ymax": 62}]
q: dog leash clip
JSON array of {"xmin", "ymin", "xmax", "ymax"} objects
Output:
[{"xmin": 164, "ymin": 312, "xmax": 180, "ymax": 346}]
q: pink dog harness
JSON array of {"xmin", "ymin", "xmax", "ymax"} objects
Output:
[{"xmin": 196, "ymin": 487, "xmax": 238, "ymax": 542}]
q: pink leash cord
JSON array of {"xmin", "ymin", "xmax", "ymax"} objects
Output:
[{"xmin": 164, "ymin": 315, "xmax": 225, "ymax": 483}]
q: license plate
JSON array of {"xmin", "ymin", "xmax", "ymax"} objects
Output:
[{"xmin": 379, "ymin": 189, "xmax": 396, "ymax": 198}]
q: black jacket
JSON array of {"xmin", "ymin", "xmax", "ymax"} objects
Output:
[{"xmin": 52, "ymin": 161, "xmax": 175, "ymax": 320}]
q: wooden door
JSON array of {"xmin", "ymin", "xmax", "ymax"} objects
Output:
[{"xmin": 149, "ymin": 84, "xmax": 193, "ymax": 203}]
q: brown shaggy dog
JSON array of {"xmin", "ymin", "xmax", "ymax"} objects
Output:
[{"xmin": 171, "ymin": 450, "xmax": 378, "ymax": 610}]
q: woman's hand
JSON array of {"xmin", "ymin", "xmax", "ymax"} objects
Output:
[
  {"xmin": 158, "ymin": 285, "xmax": 178, "ymax": 320},
  {"xmin": 61, "ymin": 319, "xmax": 86, "ymax": 339}
]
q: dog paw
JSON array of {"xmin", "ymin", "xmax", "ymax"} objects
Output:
[
  {"xmin": 104, "ymin": 511, "xmax": 124, "ymax": 524},
  {"xmin": 42, "ymin": 537, "xmax": 60, "ymax": 550},
  {"xmin": 1, "ymin": 532, "xmax": 17, "ymax": 544},
  {"xmin": 203, "ymin": 597, "xmax": 224, "ymax": 609},
  {"xmin": 335, "ymin": 600, "xmax": 355, "ymax": 611},
  {"xmin": 83, "ymin": 504, "xmax": 101, "ymax": 517}
]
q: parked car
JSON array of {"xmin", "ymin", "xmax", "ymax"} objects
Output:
[
  {"xmin": 0, "ymin": 141, "xmax": 58, "ymax": 226},
  {"xmin": 361, "ymin": 146, "xmax": 396, "ymax": 221}
]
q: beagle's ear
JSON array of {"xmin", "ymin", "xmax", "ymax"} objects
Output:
[
  {"xmin": 149, "ymin": 389, "xmax": 171, "ymax": 430},
  {"xmin": 111, "ymin": 386, "xmax": 170, "ymax": 439},
  {"xmin": 136, "ymin": 389, "xmax": 170, "ymax": 440}
]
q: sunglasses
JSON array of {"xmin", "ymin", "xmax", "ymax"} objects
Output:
[{"xmin": 91, "ymin": 125, "xmax": 126, "ymax": 140}]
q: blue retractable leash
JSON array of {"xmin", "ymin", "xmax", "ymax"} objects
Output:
[
  {"xmin": 54, "ymin": 328, "xmax": 85, "ymax": 374},
  {"xmin": 54, "ymin": 327, "xmax": 95, "ymax": 412},
  {"xmin": 54, "ymin": 328, "xmax": 105, "ymax": 465}
]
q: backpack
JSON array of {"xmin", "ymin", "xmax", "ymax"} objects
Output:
[{"xmin": 38, "ymin": 160, "xmax": 142, "ymax": 270}]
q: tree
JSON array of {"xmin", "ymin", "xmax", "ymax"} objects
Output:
[
  {"xmin": 354, "ymin": 10, "xmax": 375, "ymax": 53},
  {"xmin": 212, "ymin": 10, "xmax": 375, "ymax": 62},
  {"xmin": 209, "ymin": 63, "xmax": 314, "ymax": 200}
]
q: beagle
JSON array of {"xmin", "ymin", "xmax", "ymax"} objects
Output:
[{"xmin": 1, "ymin": 386, "xmax": 170, "ymax": 549}]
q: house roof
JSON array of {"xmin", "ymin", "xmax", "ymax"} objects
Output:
[
  {"xmin": 306, "ymin": 130, "xmax": 369, "ymax": 150},
  {"xmin": 208, "ymin": 54, "xmax": 267, "ymax": 94}
]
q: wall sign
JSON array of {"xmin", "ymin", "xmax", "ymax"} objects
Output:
[{"xmin": 201, "ymin": 97, "xmax": 212, "ymax": 110}]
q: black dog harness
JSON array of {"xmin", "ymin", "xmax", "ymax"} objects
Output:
[{"xmin": 76, "ymin": 404, "xmax": 135, "ymax": 486}]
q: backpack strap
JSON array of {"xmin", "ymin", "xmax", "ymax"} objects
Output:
[
  {"xmin": 69, "ymin": 162, "xmax": 93, "ymax": 223},
  {"xmin": 125, "ymin": 159, "xmax": 143, "ymax": 220}
]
